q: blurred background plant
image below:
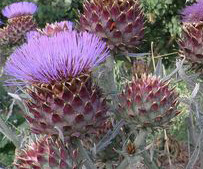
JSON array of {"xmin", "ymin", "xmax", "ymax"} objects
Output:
[{"xmin": 141, "ymin": 0, "xmax": 185, "ymax": 66}]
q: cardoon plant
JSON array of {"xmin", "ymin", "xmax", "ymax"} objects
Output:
[
  {"xmin": 79, "ymin": 0, "xmax": 144, "ymax": 53},
  {"xmin": 118, "ymin": 74, "xmax": 180, "ymax": 128},
  {"xmin": 0, "ymin": 1, "xmax": 196, "ymax": 169},
  {"xmin": 5, "ymin": 30, "xmax": 109, "ymax": 140},
  {"xmin": 179, "ymin": 0, "xmax": 203, "ymax": 73},
  {"xmin": 1, "ymin": 2, "xmax": 38, "ymax": 44}
]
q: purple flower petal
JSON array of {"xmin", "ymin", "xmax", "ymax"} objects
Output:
[
  {"xmin": 26, "ymin": 30, "xmax": 41, "ymax": 41},
  {"xmin": 5, "ymin": 31, "xmax": 110, "ymax": 85},
  {"xmin": 2, "ymin": 2, "xmax": 37, "ymax": 19},
  {"xmin": 181, "ymin": 0, "xmax": 203, "ymax": 23}
]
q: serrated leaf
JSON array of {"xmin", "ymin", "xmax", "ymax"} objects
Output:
[
  {"xmin": 191, "ymin": 83, "xmax": 200, "ymax": 99},
  {"xmin": 7, "ymin": 93, "xmax": 22, "ymax": 101},
  {"xmin": 0, "ymin": 116, "xmax": 20, "ymax": 148},
  {"xmin": 0, "ymin": 137, "xmax": 9, "ymax": 149}
]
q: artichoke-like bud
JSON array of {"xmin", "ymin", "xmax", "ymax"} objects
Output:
[
  {"xmin": 179, "ymin": 23, "xmax": 203, "ymax": 73},
  {"xmin": 79, "ymin": 0, "xmax": 144, "ymax": 53},
  {"xmin": 5, "ymin": 31, "xmax": 109, "ymax": 140},
  {"xmin": 1, "ymin": 2, "xmax": 37, "ymax": 44},
  {"xmin": 41, "ymin": 21, "xmax": 74, "ymax": 36},
  {"xmin": 14, "ymin": 136, "xmax": 73, "ymax": 169},
  {"xmin": 118, "ymin": 75, "xmax": 180, "ymax": 128},
  {"xmin": 179, "ymin": 0, "xmax": 203, "ymax": 73},
  {"xmin": 26, "ymin": 21, "xmax": 74, "ymax": 40}
]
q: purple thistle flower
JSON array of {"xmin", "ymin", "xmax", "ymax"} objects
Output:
[
  {"xmin": 60, "ymin": 21, "xmax": 74, "ymax": 30},
  {"xmin": 2, "ymin": 2, "xmax": 37, "ymax": 19},
  {"xmin": 181, "ymin": 0, "xmax": 203, "ymax": 23},
  {"xmin": 5, "ymin": 31, "xmax": 109, "ymax": 85},
  {"xmin": 44, "ymin": 20, "xmax": 74, "ymax": 32},
  {"xmin": 42, "ymin": 20, "xmax": 74, "ymax": 36},
  {"xmin": 26, "ymin": 21, "xmax": 74, "ymax": 41}
]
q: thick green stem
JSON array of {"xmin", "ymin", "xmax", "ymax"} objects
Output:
[
  {"xmin": 134, "ymin": 129, "xmax": 148, "ymax": 147},
  {"xmin": 117, "ymin": 129, "xmax": 159, "ymax": 169},
  {"xmin": 76, "ymin": 139, "xmax": 97, "ymax": 169},
  {"xmin": 142, "ymin": 151, "xmax": 159, "ymax": 169},
  {"xmin": 106, "ymin": 54, "xmax": 118, "ymax": 103},
  {"xmin": 116, "ymin": 159, "xmax": 128, "ymax": 169},
  {"xmin": 117, "ymin": 130, "xmax": 148, "ymax": 169},
  {"xmin": 138, "ymin": 130, "xmax": 159, "ymax": 169},
  {"xmin": 93, "ymin": 54, "xmax": 118, "ymax": 106}
]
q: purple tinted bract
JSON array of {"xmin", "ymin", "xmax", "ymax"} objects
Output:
[
  {"xmin": 26, "ymin": 21, "xmax": 74, "ymax": 41},
  {"xmin": 45, "ymin": 21, "xmax": 74, "ymax": 31},
  {"xmin": 181, "ymin": 0, "xmax": 203, "ymax": 23},
  {"xmin": 42, "ymin": 21, "xmax": 74, "ymax": 35},
  {"xmin": 2, "ymin": 2, "xmax": 37, "ymax": 19},
  {"xmin": 5, "ymin": 31, "xmax": 109, "ymax": 85}
]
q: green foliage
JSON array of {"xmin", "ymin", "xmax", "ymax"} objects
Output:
[
  {"xmin": 0, "ymin": 112, "xmax": 25, "ymax": 166},
  {"xmin": 0, "ymin": 83, "xmax": 11, "ymax": 110},
  {"xmin": 0, "ymin": 144, "xmax": 15, "ymax": 166},
  {"xmin": 140, "ymin": 0, "xmax": 186, "ymax": 66},
  {"xmin": 34, "ymin": 0, "xmax": 81, "ymax": 27},
  {"xmin": 0, "ymin": 135, "xmax": 15, "ymax": 167},
  {"xmin": 169, "ymin": 81, "xmax": 190, "ymax": 141},
  {"xmin": 0, "ymin": 82, "xmax": 25, "ymax": 166}
]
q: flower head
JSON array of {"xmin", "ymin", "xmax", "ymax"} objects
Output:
[
  {"xmin": 42, "ymin": 21, "xmax": 74, "ymax": 35},
  {"xmin": 2, "ymin": 2, "xmax": 37, "ymax": 19},
  {"xmin": 26, "ymin": 21, "xmax": 74, "ymax": 41},
  {"xmin": 181, "ymin": 0, "xmax": 203, "ymax": 23},
  {"xmin": 6, "ymin": 31, "xmax": 109, "ymax": 139},
  {"xmin": 5, "ymin": 31, "xmax": 109, "ymax": 84},
  {"xmin": 80, "ymin": 0, "xmax": 145, "ymax": 53},
  {"xmin": 118, "ymin": 74, "xmax": 180, "ymax": 128}
]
